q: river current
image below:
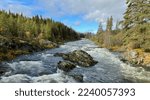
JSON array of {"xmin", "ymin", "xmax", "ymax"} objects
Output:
[{"xmin": 1, "ymin": 39, "xmax": 150, "ymax": 83}]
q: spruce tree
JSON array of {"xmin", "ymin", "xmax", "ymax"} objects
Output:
[
  {"xmin": 97, "ymin": 22, "xmax": 103, "ymax": 35},
  {"xmin": 115, "ymin": 20, "xmax": 120, "ymax": 30},
  {"xmin": 0, "ymin": 12, "xmax": 9, "ymax": 35},
  {"xmin": 123, "ymin": 0, "xmax": 150, "ymax": 29},
  {"xmin": 106, "ymin": 16, "xmax": 113, "ymax": 32}
]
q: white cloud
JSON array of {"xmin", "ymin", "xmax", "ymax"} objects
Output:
[
  {"xmin": 0, "ymin": 0, "xmax": 37, "ymax": 17},
  {"xmin": 84, "ymin": 10, "xmax": 106, "ymax": 22},
  {"xmin": 37, "ymin": 0, "xmax": 126, "ymax": 23}
]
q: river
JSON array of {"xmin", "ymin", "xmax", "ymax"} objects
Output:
[{"xmin": 0, "ymin": 39, "xmax": 150, "ymax": 83}]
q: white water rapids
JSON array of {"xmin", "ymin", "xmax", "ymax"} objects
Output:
[{"xmin": 1, "ymin": 39, "xmax": 150, "ymax": 83}]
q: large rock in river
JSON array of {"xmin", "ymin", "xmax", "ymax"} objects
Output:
[
  {"xmin": 58, "ymin": 61, "xmax": 76, "ymax": 72},
  {"xmin": 55, "ymin": 50, "xmax": 98, "ymax": 67}
]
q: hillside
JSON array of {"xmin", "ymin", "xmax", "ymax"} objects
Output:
[{"xmin": 0, "ymin": 10, "xmax": 81, "ymax": 62}]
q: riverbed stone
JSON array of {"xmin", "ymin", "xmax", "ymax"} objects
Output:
[
  {"xmin": 58, "ymin": 61, "xmax": 76, "ymax": 72},
  {"xmin": 71, "ymin": 74, "xmax": 84, "ymax": 82}
]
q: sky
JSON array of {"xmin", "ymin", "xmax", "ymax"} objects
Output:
[{"xmin": 0, "ymin": 0, "xmax": 127, "ymax": 33}]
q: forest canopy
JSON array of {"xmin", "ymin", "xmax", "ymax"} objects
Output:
[{"xmin": 0, "ymin": 10, "xmax": 80, "ymax": 42}]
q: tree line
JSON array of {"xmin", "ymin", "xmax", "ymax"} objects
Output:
[
  {"xmin": 91, "ymin": 0, "xmax": 150, "ymax": 51},
  {"xmin": 0, "ymin": 10, "xmax": 80, "ymax": 42}
]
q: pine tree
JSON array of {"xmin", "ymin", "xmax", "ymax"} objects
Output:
[
  {"xmin": 17, "ymin": 16, "xmax": 25, "ymax": 38},
  {"xmin": 0, "ymin": 12, "xmax": 9, "ymax": 35},
  {"xmin": 8, "ymin": 15, "xmax": 18, "ymax": 36},
  {"xmin": 106, "ymin": 16, "xmax": 113, "ymax": 32},
  {"xmin": 123, "ymin": 0, "xmax": 150, "ymax": 29},
  {"xmin": 97, "ymin": 22, "xmax": 103, "ymax": 35},
  {"xmin": 44, "ymin": 23, "xmax": 52, "ymax": 40},
  {"xmin": 115, "ymin": 20, "xmax": 120, "ymax": 30}
]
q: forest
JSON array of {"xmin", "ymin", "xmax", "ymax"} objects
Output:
[
  {"xmin": 90, "ymin": 0, "xmax": 150, "ymax": 67},
  {"xmin": 0, "ymin": 10, "xmax": 81, "ymax": 61}
]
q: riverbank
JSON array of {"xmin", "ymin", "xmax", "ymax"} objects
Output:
[
  {"xmin": 95, "ymin": 43, "xmax": 150, "ymax": 71},
  {"xmin": 0, "ymin": 35, "xmax": 59, "ymax": 62},
  {"xmin": 90, "ymin": 29, "xmax": 150, "ymax": 70},
  {"xmin": 120, "ymin": 48, "xmax": 150, "ymax": 71}
]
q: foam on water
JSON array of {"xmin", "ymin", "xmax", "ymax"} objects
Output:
[
  {"xmin": 0, "ymin": 72, "xmax": 76, "ymax": 83},
  {"xmin": 33, "ymin": 73, "xmax": 76, "ymax": 83},
  {"xmin": 0, "ymin": 74, "xmax": 32, "ymax": 83},
  {"xmin": 121, "ymin": 63, "xmax": 150, "ymax": 82},
  {"xmin": 7, "ymin": 61, "xmax": 51, "ymax": 76}
]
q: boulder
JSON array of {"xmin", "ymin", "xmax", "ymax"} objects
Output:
[
  {"xmin": 0, "ymin": 65, "xmax": 11, "ymax": 76},
  {"xmin": 71, "ymin": 74, "xmax": 84, "ymax": 82},
  {"xmin": 123, "ymin": 50, "xmax": 138, "ymax": 60},
  {"xmin": 55, "ymin": 50, "xmax": 98, "ymax": 67},
  {"xmin": 129, "ymin": 50, "xmax": 138, "ymax": 59},
  {"xmin": 39, "ymin": 39, "xmax": 57, "ymax": 48},
  {"xmin": 58, "ymin": 61, "xmax": 76, "ymax": 72}
]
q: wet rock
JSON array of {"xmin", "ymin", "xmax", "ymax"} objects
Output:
[
  {"xmin": 0, "ymin": 65, "xmax": 11, "ymax": 76},
  {"xmin": 58, "ymin": 61, "xmax": 76, "ymax": 72},
  {"xmin": 130, "ymin": 51, "xmax": 138, "ymax": 59},
  {"xmin": 0, "ymin": 67, "xmax": 6, "ymax": 75},
  {"xmin": 55, "ymin": 50, "xmax": 98, "ymax": 67},
  {"xmin": 122, "ymin": 50, "xmax": 139, "ymax": 64},
  {"xmin": 71, "ymin": 74, "xmax": 84, "ymax": 82},
  {"xmin": 123, "ymin": 50, "xmax": 138, "ymax": 59},
  {"xmin": 121, "ymin": 49, "xmax": 150, "ymax": 71},
  {"xmin": 39, "ymin": 39, "xmax": 58, "ymax": 49},
  {"xmin": 0, "ymin": 36, "xmax": 42, "ymax": 52}
]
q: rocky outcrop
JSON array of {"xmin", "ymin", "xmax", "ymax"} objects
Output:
[
  {"xmin": 0, "ymin": 36, "xmax": 42, "ymax": 52},
  {"xmin": 0, "ymin": 35, "xmax": 45, "ymax": 62},
  {"xmin": 39, "ymin": 39, "xmax": 58, "ymax": 49},
  {"xmin": 58, "ymin": 61, "xmax": 76, "ymax": 72},
  {"xmin": 121, "ymin": 49, "xmax": 150, "ymax": 69},
  {"xmin": 122, "ymin": 50, "xmax": 142, "ymax": 64},
  {"xmin": 55, "ymin": 50, "xmax": 98, "ymax": 67}
]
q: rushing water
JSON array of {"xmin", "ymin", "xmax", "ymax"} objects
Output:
[{"xmin": 0, "ymin": 39, "xmax": 150, "ymax": 83}]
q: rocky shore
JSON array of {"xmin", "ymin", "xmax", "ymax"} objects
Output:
[
  {"xmin": 118, "ymin": 49, "xmax": 150, "ymax": 71},
  {"xmin": 0, "ymin": 35, "xmax": 58, "ymax": 62}
]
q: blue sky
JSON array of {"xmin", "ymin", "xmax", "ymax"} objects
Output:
[{"xmin": 0, "ymin": 0, "xmax": 126, "ymax": 33}]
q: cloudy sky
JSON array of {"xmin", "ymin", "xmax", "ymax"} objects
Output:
[{"xmin": 0, "ymin": 0, "xmax": 126, "ymax": 33}]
